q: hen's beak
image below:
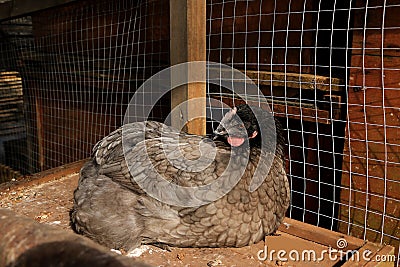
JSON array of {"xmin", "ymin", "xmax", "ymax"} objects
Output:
[{"xmin": 213, "ymin": 128, "xmax": 227, "ymax": 140}]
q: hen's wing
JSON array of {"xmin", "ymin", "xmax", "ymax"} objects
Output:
[
  {"xmin": 93, "ymin": 121, "xmax": 235, "ymax": 203},
  {"xmin": 93, "ymin": 121, "xmax": 175, "ymax": 165},
  {"xmin": 93, "ymin": 121, "xmax": 176, "ymax": 191}
]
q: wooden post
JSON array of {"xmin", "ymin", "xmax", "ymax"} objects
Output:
[
  {"xmin": 35, "ymin": 95, "xmax": 45, "ymax": 171},
  {"xmin": 170, "ymin": 0, "xmax": 206, "ymax": 135}
]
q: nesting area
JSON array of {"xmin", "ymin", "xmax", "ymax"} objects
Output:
[{"xmin": 0, "ymin": 162, "xmax": 394, "ymax": 267}]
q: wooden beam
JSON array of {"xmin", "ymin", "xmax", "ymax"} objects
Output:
[
  {"xmin": 208, "ymin": 67, "xmax": 343, "ymax": 92},
  {"xmin": 341, "ymin": 241, "xmax": 392, "ymax": 267},
  {"xmin": 35, "ymin": 95, "xmax": 44, "ymax": 171},
  {"xmin": 279, "ymin": 217, "xmax": 365, "ymax": 251},
  {"xmin": 244, "ymin": 70, "xmax": 343, "ymax": 92},
  {"xmin": 0, "ymin": 159, "xmax": 85, "ymax": 191},
  {"xmin": 213, "ymin": 95, "xmax": 336, "ymax": 125},
  {"xmin": 366, "ymin": 245, "xmax": 396, "ymax": 267},
  {"xmin": 170, "ymin": 0, "xmax": 206, "ymax": 135}
]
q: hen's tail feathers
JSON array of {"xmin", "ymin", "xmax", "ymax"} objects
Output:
[{"xmin": 70, "ymin": 160, "xmax": 99, "ymax": 233}]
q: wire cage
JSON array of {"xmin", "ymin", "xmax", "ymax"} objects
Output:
[
  {"xmin": 0, "ymin": 0, "xmax": 171, "ymax": 175},
  {"xmin": 0, "ymin": 0, "xmax": 398, "ymax": 264}
]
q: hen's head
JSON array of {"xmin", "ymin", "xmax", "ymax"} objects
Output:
[{"xmin": 213, "ymin": 104, "xmax": 262, "ymax": 147}]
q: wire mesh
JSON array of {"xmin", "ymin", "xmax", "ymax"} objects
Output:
[
  {"xmin": 0, "ymin": 0, "xmax": 170, "ymax": 176},
  {"xmin": 206, "ymin": 0, "xmax": 399, "ymax": 260},
  {"xmin": 0, "ymin": 0, "xmax": 398, "ymax": 262},
  {"xmin": 0, "ymin": 17, "xmax": 31, "ymax": 180}
]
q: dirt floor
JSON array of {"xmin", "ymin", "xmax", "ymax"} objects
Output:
[{"xmin": 0, "ymin": 172, "xmax": 348, "ymax": 267}]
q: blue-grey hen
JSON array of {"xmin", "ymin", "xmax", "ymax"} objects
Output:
[{"xmin": 71, "ymin": 104, "xmax": 290, "ymax": 251}]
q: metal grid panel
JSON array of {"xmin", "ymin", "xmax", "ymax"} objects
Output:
[
  {"xmin": 0, "ymin": 0, "xmax": 170, "ymax": 175},
  {"xmin": 0, "ymin": 17, "xmax": 31, "ymax": 179},
  {"xmin": 206, "ymin": 0, "xmax": 399, "ymax": 260}
]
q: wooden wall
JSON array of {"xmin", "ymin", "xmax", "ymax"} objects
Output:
[
  {"xmin": 22, "ymin": 0, "xmax": 170, "ymax": 171},
  {"xmin": 338, "ymin": 0, "xmax": 400, "ymax": 249},
  {"xmin": 207, "ymin": 0, "xmax": 317, "ymax": 74}
]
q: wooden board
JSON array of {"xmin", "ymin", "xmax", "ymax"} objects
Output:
[
  {"xmin": 243, "ymin": 70, "xmax": 343, "ymax": 92},
  {"xmin": 211, "ymin": 95, "xmax": 334, "ymax": 124},
  {"xmin": 170, "ymin": 0, "xmax": 206, "ymax": 135},
  {"xmin": 338, "ymin": 0, "xmax": 400, "ymax": 253}
]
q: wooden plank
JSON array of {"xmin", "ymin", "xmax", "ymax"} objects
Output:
[
  {"xmin": 341, "ymin": 242, "xmax": 382, "ymax": 266},
  {"xmin": 279, "ymin": 217, "xmax": 365, "ymax": 251},
  {"xmin": 170, "ymin": 0, "xmax": 206, "ymax": 135},
  {"xmin": 207, "ymin": 67, "xmax": 343, "ymax": 92},
  {"xmin": 0, "ymin": 97, "xmax": 23, "ymax": 104},
  {"xmin": 212, "ymin": 95, "xmax": 335, "ymax": 124},
  {"xmin": 244, "ymin": 70, "xmax": 343, "ymax": 92},
  {"xmin": 264, "ymin": 231, "xmax": 343, "ymax": 265},
  {"xmin": 0, "ymin": 159, "xmax": 85, "ymax": 191},
  {"xmin": 364, "ymin": 245, "xmax": 396, "ymax": 267},
  {"xmin": 35, "ymin": 96, "xmax": 44, "ymax": 171}
]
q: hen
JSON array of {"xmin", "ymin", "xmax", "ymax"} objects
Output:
[{"xmin": 71, "ymin": 104, "xmax": 290, "ymax": 250}]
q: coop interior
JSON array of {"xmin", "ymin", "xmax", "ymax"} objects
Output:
[{"xmin": 0, "ymin": 0, "xmax": 398, "ymax": 266}]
